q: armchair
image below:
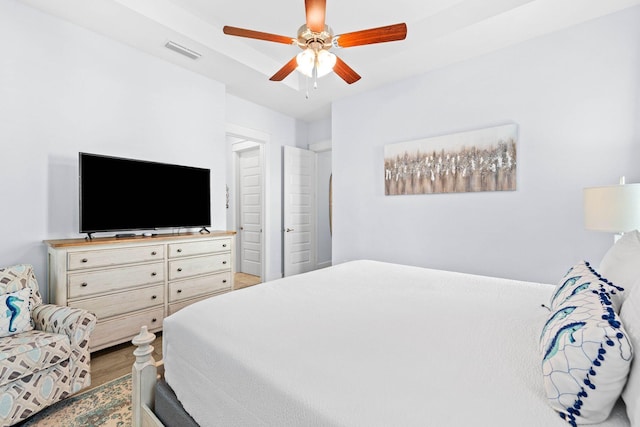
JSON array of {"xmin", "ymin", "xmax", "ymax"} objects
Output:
[{"xmin": 0, "ymin": 264, "xmax": 96, "ymax": 425}]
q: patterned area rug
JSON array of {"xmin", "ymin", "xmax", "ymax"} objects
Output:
[{"xmin": 20, "ymin": 374, "xmax": 131, "ymax": 427}]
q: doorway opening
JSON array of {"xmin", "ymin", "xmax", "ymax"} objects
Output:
[{"xmin": 227, "ymin": 125, "xmax": 269, "ymax": 284}]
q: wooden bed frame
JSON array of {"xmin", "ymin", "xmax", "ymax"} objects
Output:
[{"xmin": 132, "ymin": 326, "xmax": 164, "ymax": 427}]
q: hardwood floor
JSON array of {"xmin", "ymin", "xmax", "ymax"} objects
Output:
[
  {"xmin": 89, "ymin": 272, "xmax": 262, "ymax": 389},
  {"xmin": 90, "ymin": 332, "xmax": 163, "ymax": 390},
  {"xmin": 234, "ymin": 272, "xmax": 262, "ymax": 289}
]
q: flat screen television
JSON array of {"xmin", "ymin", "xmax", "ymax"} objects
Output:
[{"xmin": 79, "ymin": 152, "xmax": 211, "ymax": 236}]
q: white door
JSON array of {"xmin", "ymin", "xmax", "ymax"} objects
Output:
[
  {"xmin": 238, "ymin": 147, "xmax": 262, "ymax": 276},
  {"xmin": 283, "ymin": 146, "xmax": 316, "ymax": 276}
]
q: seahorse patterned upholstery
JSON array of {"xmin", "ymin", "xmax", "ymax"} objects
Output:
[
  {"xmin": 0, "ymin": 264, "xmax": 97, "ymax": 426},
  {"xmin": 0, "ymin": 288, "xmax": 33, "ymax": 336},
  {"xmin": 0, "ymin": 264, "xmax": 42, "ymax": 307}
]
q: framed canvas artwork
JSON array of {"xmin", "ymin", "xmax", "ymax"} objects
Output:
[{"xmin": 384, "ymin": 124, "xmax": 518, "ymax": 195}]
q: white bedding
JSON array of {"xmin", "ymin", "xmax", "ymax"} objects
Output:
[{"xmin": 163, "ymin": 260, "xmax": 630, "ymax": 426}]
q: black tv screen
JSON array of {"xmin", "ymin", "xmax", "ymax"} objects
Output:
[{"xmin": 79, "ymin": 152, "xmax": 211, "ymax": 234}]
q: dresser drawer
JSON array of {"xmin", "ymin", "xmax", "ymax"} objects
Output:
[
  {"xmin": 70, "ymin": 285, "xmax": 164, "ymax": 320},
  {"xmin": 168, "ymin": 253, "xmax": 230, "ymax": 280},
  {"xmin": 168, "ymin": 292, "xmax": 229, "ymax": 315},
  {"xmin": 168, "ymin": 239, "xmax": 231, "ymax": 258},
  {"xmin": 68, "ymin": 262, "xmax": 164, "ymax": 298},
  {"xmin": 168, "ymin": 272, "xmax": 231, "ymax": 303},
  {"xmin": 91, "ymin": 307, "xmax": 163, "ymax": 351},
  {"xmin": 68, "ymin": 245, "xmax": 164, "ymax": 270}
]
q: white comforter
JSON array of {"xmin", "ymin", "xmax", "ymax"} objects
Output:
[{"xmin": 163, "ymin": 260, "xmax": 630, "ymax": 426}]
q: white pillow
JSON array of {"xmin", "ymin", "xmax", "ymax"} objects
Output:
[
  {"xmin": 0, "ymin": 288, "xmax": 33, "ymax": 337},
  {"xmin": 599, "ymin": 230, "xmax": 640, "ymax": 305},
  {"xmin": 621, "ymin": 282, "xmax": 640, "ymax": 425},
  {"xmin": 540, "ymin": 274, "xmax": 633, "ymax": 425},
  {"xmin": 549, "ymin": 261, "xmax": 623, "ymax": 312}
]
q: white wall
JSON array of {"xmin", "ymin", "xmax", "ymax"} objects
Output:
[
  {"xmin": 332, "ymin": 7, "xmax": 640, "ymax": 284},
  {"xmin": 225, "ymin": 94, "xmax": 306, "ymax": 280},
  {"xmin": 308, "ymin": 118, "xmax": 332, "ymax": 143},
  {"xmin": 0, "ymin": 0, "xmax": 311, "ymax": 298},
  {"xmin": 0, "ymin": 0, "xmax": 226, "ymax": 301}
]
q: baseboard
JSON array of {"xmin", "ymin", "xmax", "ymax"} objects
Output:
[{"xmin": 317, "ymin": 261, "xmax": 332, "ymax": 269}]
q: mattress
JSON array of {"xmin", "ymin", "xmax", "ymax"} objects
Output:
[{"xmin": 163, "ymin": 260, "xmax": 630, "ymax": 426}]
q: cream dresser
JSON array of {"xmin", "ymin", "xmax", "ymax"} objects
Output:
[{"xmin": 45, "ymin": 231, "xmax": 235, "ymax": 351}]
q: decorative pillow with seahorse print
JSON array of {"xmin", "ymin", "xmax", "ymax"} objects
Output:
[
  {"xmin": 540, "ymin": 276, "xmax": 633, "ymax": 426},
  {"xmin": 0, "ymin": 288, "xmax": 33, "ymax": 337},
  {"xmin": 549, "ymin": 261, "xmax": 624, "ymax": 312}
]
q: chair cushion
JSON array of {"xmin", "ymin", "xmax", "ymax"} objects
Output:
[
  {"xmin": 0, "ymin": 329, "xmax": 71, "ymax": 387},
  {"xmin": 0, "ymin": 264, "xmax": 43, "ymax": 308}
]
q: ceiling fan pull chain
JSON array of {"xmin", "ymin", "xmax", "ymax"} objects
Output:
[
  {"xmin": 313, "ymin": 60, "xmax": 318, "ymax": 89},
  {"xmin": 305, "ymin": 76, "xmax": 310, "ymax": 99}
]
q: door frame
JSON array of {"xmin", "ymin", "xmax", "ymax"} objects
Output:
[
  {"xmin": 309, "ymin": 140, "xmax": 332, "ymax": 270},
  {"xmin": 227, "ymin": 123, "xmax": 269, "ymax": 282}
]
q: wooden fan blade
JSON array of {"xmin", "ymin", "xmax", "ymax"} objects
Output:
[
  {"xmin": 333, "ymin": 56, "xmax": 361, "ymax": 84},
  {"xmin": 305, "ymin": 0, "xmax": 326, "ymax": 33},
  {"xmin": 223, "ymin": 26, "xmax": 294, "ymax": 45},
  {"xmin": 270, "ymin": 57, "xmax": 299, "ymax": 81},
  {"xmin": 334, "ymin": 23, "xmax": 407, "ymax": 48}
]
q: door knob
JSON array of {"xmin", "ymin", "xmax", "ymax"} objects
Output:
[{"xmin": 286, "ymin": 228, "xmax": 294, "ymax": 232}]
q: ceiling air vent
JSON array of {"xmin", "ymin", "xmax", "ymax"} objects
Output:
[{"xmin": 164, "ymin": 41, "xmax": 202, "ymax": 60}]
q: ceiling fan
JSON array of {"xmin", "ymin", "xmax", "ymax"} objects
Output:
[{"xmin": 222, "ymin": 0, "xmax": 407, "ymax": 86}]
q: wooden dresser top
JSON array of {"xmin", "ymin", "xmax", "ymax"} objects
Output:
[{"xmin": 44, "ymin": 230, "xmax": 236, "ymax": 248}]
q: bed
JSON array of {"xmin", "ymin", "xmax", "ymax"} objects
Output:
[{"xmin": 131, "ymin": 259, "xmax": 637, "ymax": 427}]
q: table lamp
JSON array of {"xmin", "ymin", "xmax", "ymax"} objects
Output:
[{"xmin": 584, "ymin": 177, "xmax": 640, "ymax": 242}]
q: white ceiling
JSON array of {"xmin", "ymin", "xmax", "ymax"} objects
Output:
[{"xmin": 19, "ymin": 0, "xmax": 640, "ymax": 122}]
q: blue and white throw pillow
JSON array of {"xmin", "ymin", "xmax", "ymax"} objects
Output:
[
  {"xmin": 620, "ymin": 283, "xmax": 640, "ymax": 425},
  {"xmin": 549, "ymin": 261, "xmax": 624, "ymax": 312},
  {"xmin": 0, "ymin": 288, "xmax": 33, "ymax": 337},
  {"xmin": 541, "ymin": 275, "xmax": 633, "ymax": 426}
]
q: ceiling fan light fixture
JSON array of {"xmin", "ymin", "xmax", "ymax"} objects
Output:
[
  {"xmin": 222, "ymin": 0, "xmax": 406, "ymax": 86},
  {"xmin": 296, "ymin": 48, "xmax": 336, "ymax": 78},
  {"xmin": 316, "ymin": 49, "xmax": 336, "ymax": 77},
  {"xmin": 296, "ymin": 48, "xmax": 315, "ymax": 77}
]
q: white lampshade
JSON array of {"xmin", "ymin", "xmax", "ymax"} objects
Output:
[{"xmin": 583, "ymin": 183, "xmax": 640, "ymax": 233}]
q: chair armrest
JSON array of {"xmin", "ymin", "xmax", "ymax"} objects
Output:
[{"xmin": 32, "ymin": 304, "xmax": 97, "ymax": 349}]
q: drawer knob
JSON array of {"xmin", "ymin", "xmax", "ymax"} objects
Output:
[
  {"xmin": 151, "ymin": 295, "xmax": 157, "ymax": 299},
  {"xmin": 151, "ymin": 251, "xmax": 157, "ymax": 256},
  {"xmin": 151, "ymin": 272, "xmax": 157, "ymax": 276},
  {"xmin": 222, "ymin": 279, "xmax": 227, "ymax": 283},
  {"xmin": 81, "ymin": 282, "xmax": 88, "ymax": 287},
  {"xmin": 81, "ymin": 258, "xmax": 88, "ymax": 263},
  {"xmin": 177, "ymin": 289, "xmax": 182, "ymax": 293},
  {"xmin": 177, "ymin": 268, "xmax": 182, "ymax": 272},
  {"xmin": 177, "ymin": 249, "xmax": 182, "ymax": 253},
  {"xmin": 152, "ymin": 318, "xmax": 157, "ymax": 323},
  {"xmin": 222, "ymin": 244, "xmax": 227, "ymax": 248},
  {"xmin": 222, "ymin": 261, "xmax": 227, "ymax": 265}
]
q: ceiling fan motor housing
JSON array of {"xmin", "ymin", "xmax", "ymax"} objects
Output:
[{"xmin": 296, "ymin": 24, "xmax": 334, "ymax": 50}]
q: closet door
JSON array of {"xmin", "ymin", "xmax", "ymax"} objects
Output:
[{"xmin": 283, "ymin": 146, "xmax": 316, "ymax": 277}]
